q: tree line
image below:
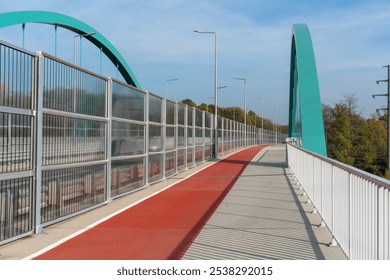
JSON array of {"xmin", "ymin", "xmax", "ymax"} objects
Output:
[
  {"xmin": 181, "ymin": 98, "xmax": 288, "ymax": 134},
  {"xmin": 179, "ymin": 96, "xmax": 389, "ymax": 179},
  {"xmin": 323, "ymin": 95, "xmax": 389, "ymax": 179}
]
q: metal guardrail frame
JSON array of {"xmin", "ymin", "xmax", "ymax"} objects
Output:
[
  {"xmin": 287, "ymin": 143, "xmax": 390, "ymax": 260},
  {"xmin": 0, "ymin": 41, "xmax": 36, "ymax": 242},
  {"xmin": 0, "ymin": 38, "xmax": 286, "ymax": 245}
]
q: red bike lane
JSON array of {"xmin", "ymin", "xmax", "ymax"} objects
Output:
[{"xmin": 34, "ymin": 146, "xmax": 266, "ymax": 260}]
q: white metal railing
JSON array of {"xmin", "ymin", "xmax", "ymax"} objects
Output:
[{"xmin": 287, "ymin": 144, "xmax": 390, "ymax": 260}]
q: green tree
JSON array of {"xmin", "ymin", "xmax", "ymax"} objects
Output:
[
  {"xmin": 366, "ymin": 117, "xmax": 387, "ymax": 176},
  {"xmin": 197, "ymin": 103, "xmax": 208, "ymax": 112},
  {"xmin": 331, "ymin": 103, "xmax": 354, "ymax": 165},
  {"xmin": 178, "ymin": 98, "xmax": 279, "ymax": 135},
  {"xmin": 247, "ymin": 110, "xmax": 257, "ymax": 126},
  {"xmin": 323, "ymin": 95, "xmax": 389, "ymax": 178},
  {"xmin": 181, "ymin": 98, "xmax": 196, "ymax": 107}
]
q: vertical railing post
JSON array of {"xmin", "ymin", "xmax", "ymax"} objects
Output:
[
  {"xmin": 34, "ymin": 52, "xmax": 44, "ymax": 234},
  {"xmin": 175, "ymin": 100, "xmax": 178, "ymax": 173},
  {"xmin": 192, "ymin": 108, "xmax": 195, "ymax": 166},
  {"xmin": 221, "ymin": 118, "xmax": 224, "ymax": 155},
  {"xmin": 145, "ymin": 91, "xmax": 149, "ymax": 186},
  {"xmin": 320, "ymin": 159, "xmax": 325, "ymax": 227},
  {"xmin": 106, "ymin": 79, "xmax": 112, "ymax": 203},
  {"xmin": 330, "ymin": 165, "xmax": 337, "ymax": 246},
  {"xmin": 209, "ymin": 113, "xmax": 213, "ymax": 160},
  {"xmin": 162, "ymin": 98, "xmax": 166, "ymax": 180},
  {"xmin": 349, "ymin": 172, "xmax": 353, "ymax": 258},
  {"xmin": 383, "ymin": 186, "xmax": 387, "ymax": 260},
  {"xmin": 202, "ymin": 110, "xmax": 205, "ymax": 162},
  {"xmin": 184, "ymin": 105, "xmax": 188, "ymax": 169},
  {"xmin": 233, "ymin": 120, "xmax": 235, "ymax": 150},
  {"xmin": 376, "ymin": 184, "xmax": 380, "ymax": 260}
]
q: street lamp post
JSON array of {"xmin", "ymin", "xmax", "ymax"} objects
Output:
[
  {"xmin": 194, "ymin": 30, "xmax": 218, "ymax": 159},
  {"xmin": 234, "ymin": 77, "xmax": 247, "ymax": 146},
  {"xmin": 74, "ymin": 32, "xmax": 96, "ymax": 66},
  {"xmin": 165, "ymin": 78, "xmax": 178, "ymax": 99}
]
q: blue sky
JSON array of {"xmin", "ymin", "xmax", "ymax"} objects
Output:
[{"xmin": 1, "ymin": 0, "xmax": 390, "ymax": 124}]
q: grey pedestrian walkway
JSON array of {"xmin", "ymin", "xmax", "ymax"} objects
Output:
[{"xmin": 183, "ymin": 145, "xmax": 347, "ymax": 260}]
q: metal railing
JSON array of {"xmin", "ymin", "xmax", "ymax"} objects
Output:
[
  {"xmin": 0, "ymin": 39, "xmax": 286, "ymax": 245},
  {"xmin": 287, "ymin": 144, "xmax": 390, "ymax": 260},
  {"xmin": 0, "ymin": 41, "xmax": 36, "ymax": 243}
]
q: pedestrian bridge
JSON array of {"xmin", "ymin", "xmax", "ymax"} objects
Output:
[
  {"xmin": 0, "ymin": 11, "xmax": 389, "ymax": 260},
  {"xmin": 1, "ymin": 145, "xmax": 347, "ymax": 260}
]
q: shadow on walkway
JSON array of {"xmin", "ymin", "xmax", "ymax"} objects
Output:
[{"xmin": 183, "ymin": 146, "xmax": 346, "ymax": 260}]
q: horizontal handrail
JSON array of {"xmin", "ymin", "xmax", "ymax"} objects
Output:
[{"xmin": 289, "ymin": 144, "xmax": 390, "ymax": 189}]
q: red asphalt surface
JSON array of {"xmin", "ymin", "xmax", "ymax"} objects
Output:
[{"xmin": 34, "ymin": 146, "xmax": 266, "ymax": 260}]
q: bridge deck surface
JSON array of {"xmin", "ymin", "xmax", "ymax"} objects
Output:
[
  {"xmin": 0, "ymin": 145, "xmax": 346, "ymax": 260},
  {"xmin": 183, "ymin": 145, "xmax": 346, "ymax": 260}
]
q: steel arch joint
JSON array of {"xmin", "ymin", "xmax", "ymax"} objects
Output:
[
  {"xmin": 289, "ymin": 24, "xmax": 327, "ymax": 156},
  {"xmin": 0, "ymin": 11, "xmax": 140, "ymax": 88}
]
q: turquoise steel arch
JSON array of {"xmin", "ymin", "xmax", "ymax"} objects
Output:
[
  {"xmin": 289, "ymin": 24, "xmax": 327, "ymax": 156},
  {"xmin": 0, "ymin": 11, "xmax": 140, "ymax": 88}
]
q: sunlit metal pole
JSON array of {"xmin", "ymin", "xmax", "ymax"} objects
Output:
[
  {"xmin": 22, "ymin": 23, "xmax": 25, "ymax": 48},
  {"xmin": 74, "ymin": 32, "xmax": 96, "ymax": 66},
  {"xmin": 73, "ymin": 32, "xmax": 95, "ymax": 116},
  {"xmin": 54, "ymin": 24, "xmax": 58, "ymax": 56},
  {"xmin": 194, "ymin": 30, "xmax": 218, "ymax": 159}
]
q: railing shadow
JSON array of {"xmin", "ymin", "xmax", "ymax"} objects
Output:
[{"xmin": 182, "ymin": 148, "xmax": 327, "ymax": 260}]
